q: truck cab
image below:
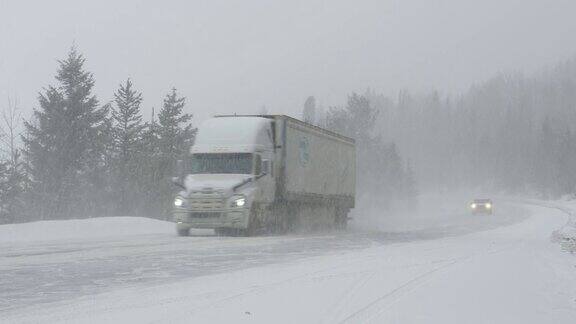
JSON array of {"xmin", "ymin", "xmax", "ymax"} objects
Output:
[{"xmin": 173, "ymin": 117, "xmax": 274, "ymax": 236}]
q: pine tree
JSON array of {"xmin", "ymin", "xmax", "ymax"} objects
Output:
[
  {"xmin": 0, "ymin": 152, "xmax": 27, "ymax": 223},
  {"xmin": 157, "ymin": 88, "xmax": 195, "ymax": 159},
  {"xmin": 324, "ymin": 93, "xmax": 417, "ymax": 209},
  {"xmin": 22, "ymin": 47, "xmax": 109, "ymax": 219},
  {"xmin": 110, "ymin": 79, "xmax": 145, "ymax": 214},
  {"xmin": 147, "ymin": 88, "xmax": 195, "ymax": 218},
  {"xmin": 137, "ymin": 115, "xmax": 161, "ymax": 217}
]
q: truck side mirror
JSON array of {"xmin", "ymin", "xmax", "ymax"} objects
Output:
[{"xmin": 262, "ymin": 159, "xmax": 271, "ymax": 175}]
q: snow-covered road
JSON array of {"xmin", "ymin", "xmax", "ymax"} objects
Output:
[{"xmin": 1, "ymin": 199, "xmax": 575, "ymax": 323}]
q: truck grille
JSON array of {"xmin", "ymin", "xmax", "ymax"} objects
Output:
[
  {"xmin": 188, "ymin": 190, "xmax": 225, "ymax": 210},
  {"xmin": 189, "ymin": 212, "xmax": 221, "ymax": 218}
]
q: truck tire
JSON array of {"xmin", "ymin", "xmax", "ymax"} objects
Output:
[
  {"xmin": 215, "ymin": 228, "xmax": 232, "ymax": 236},
  {"xmin": 273, "ymin": 216, "xmax": 289, "ymax": 234},
  {"xmin": 269, "ymin": 204, "xmax": 289, "ymax": 234},
  {"xmin": 177, "ymin": 227, "xmax": 190, "ymax": 236},
  {"xmin": 335, "ymin": 208, "xmax": 348, "ymax": 229}
]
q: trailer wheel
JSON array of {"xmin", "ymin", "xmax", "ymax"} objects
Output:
[
  {"xmin": 269, "ymin": 204, "xmax": 289, "ymax": 234},
  {"xmin": 335, "ymin": 208, "xmax": 348, "ymax": 229},
  {"xmin": 177, "ymin": 227, "xmax": 190, "ymax": 236},
  {"xmin": 273, "ymin": 216, "xmax": 289, "ymax": 234}
]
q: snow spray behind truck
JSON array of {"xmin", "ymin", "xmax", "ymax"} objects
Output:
[{"xmin": 172, "ymin": 115, "xmax": 356, "ymax": 236}]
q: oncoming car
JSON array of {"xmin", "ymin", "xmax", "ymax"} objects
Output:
[{"xmin": 470, "ymin": 199, "xmax": 494, "ymax": 215}]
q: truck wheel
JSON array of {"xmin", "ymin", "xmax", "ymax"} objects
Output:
[
  {"xmin": 215, "ymin": 228, "xmax": 230, "ymax": 236},
  {"xmin": 273, "ymin": 216, "xmax": 289, "ymax": 234},
  {"xmin": 335, "ymin": 208, "xmax": 348, "ymax": 229},
  {"xmin": 177, "ymin": 227, "xmax": 190, "ymax": 236},
  {"xmin": 269, "ymin": 205, "xmax": 289, "ymax": 234}
]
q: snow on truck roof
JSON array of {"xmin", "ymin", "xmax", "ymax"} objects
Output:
[
  {"xmin": 215, "ymin": 114, "xmax": 355, "ymax": 144},
  {"xmin": 194, "ymin": 116, "xmax": 272, "ymax": 147}
]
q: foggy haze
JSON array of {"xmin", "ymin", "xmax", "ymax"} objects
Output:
[
  {"xmin": 3, "ymin": 2, "xmax": 576, "ymax": 323},
  {"xmin": 2, "ymin": 0, "xmax": 576, "ymax": 122}
]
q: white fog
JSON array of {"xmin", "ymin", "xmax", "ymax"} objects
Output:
[{"xmin": 1, "ymin": 1, "xmax": 576, "ymax": 323}]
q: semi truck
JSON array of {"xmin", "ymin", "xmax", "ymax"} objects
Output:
[{"xmin": 172, "ymin": 115, "xmax": 356, "ymax": 236}]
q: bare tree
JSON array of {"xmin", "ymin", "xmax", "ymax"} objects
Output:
[
  {"xmin": 0, "ymin": 97, "xmax": 26, "ymax": 223},
  {"xmin": 0, "ymin": 97, "xmax": 22, "ymax": 167}
]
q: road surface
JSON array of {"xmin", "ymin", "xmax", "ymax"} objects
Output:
[{"xmin": 1, "ymin": 198, "xmax": 575, "ymax": 323}]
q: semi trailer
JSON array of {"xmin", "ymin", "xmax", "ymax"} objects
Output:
[{"xmin": 172, "ymin": 115, "xmax": 356, "ymax": 236}]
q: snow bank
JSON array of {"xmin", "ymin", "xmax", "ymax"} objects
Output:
[
  {"xmin": 503, "ymin": 197, "xmax": 576, "ymax": 254},
  {"xmin": 0, "ymin": 217, "xmax": 173, "ymax": 243},
  {"xmin": 551, "ymin": 201, "xmax": 576, "ymax": 253}
]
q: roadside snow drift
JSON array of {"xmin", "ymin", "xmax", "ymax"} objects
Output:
[{"xmin": 0, "ymin": 217, "xmax": 173, "ymax": 243}]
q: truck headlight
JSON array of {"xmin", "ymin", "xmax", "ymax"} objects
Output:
[
  {"xmin": 471, "ymin": 203, "xmax": 477, "ymax": 209},
  {"xmin": 174, "ymin": 197, "xmax": 185, "ymax": 207},
  {"xmin": 231, "ymin": 197, "xmax": 246, "ymax": 208},
  {"xmin": 485, "ymin": 203, "xmax": 492, "ymax": 209}
]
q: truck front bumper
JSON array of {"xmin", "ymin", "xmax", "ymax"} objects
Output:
[{"xmin": 173, "ymin": 209, "xmax": 250, "ymax": 229}]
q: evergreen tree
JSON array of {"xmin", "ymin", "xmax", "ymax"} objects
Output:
[
  {"xmin": 157, "ymin": 88, "xmax": 195, "ymax": 159},
  {"xmin": 324, "ymin": 94, "xmax": 417, "ymax": 209},
  {"xmin": 148, "ymin": 88, "xmax": 195, "ymax": 218},
  {"xmin": 326, "ymin": 93, "xmax": 378, "ymax": 141},
  {"xmin": 22, "ymin": 47, "xmax": 109, "ymax": 219},
  {"xmin": 137, "ymin": 114, "xmax": 162, "ymax": 217},
  {"xmin": 0, "ymin": 151, "xmax": 27, "ymax": 223},
  {"xmin": 110, "ymin": 79, "xmax": 145, "ymax": 214}
]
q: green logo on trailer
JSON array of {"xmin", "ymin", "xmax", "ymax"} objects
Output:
[{"xmin": 299, "ymin": 137, "xmax": 310, "ymax": 166}]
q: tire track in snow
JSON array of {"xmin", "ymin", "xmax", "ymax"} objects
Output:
[
  {"xmin": 337, "ymin": 258, "xmax": 465, "ymax": 324},
  {"xmin": 337, "ymin": 243, "xmax": 521, "ymax": 324}
]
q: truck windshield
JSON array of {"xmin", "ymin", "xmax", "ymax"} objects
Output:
[{"xmin": 189, "ymin": 153, "xmax": 253, "ymax": 174}]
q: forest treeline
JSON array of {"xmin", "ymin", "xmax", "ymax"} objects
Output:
[
  {"xmin": 302, "ymin": 57, "xmax": 576, "ymax": 202},
  {"xmin": 2, "ymin": 47, "xmax": 576, "ymax": 223},
  {"xmin": 0, "ymin": 48, "xmax": 195, "ymax": 223},
  {"xmin": 365, "ymin": 58, "xmax": 576, "ymax": 197}
]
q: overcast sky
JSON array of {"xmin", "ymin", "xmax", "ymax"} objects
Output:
[{"xmin": 1, "ymin": 0, "xmax": 576, "ymax": 122}]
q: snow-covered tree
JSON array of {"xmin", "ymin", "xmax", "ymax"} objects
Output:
[
  {"xmin": 324, "ymin": 93, "xmax": 417, "ymax": 209},
  {"xmin": 22, "ymin": 47, "xmax": 109, "ymax": 219},
  {"xmin": 110, "ymin": 79, "xmax": 145, "ymax": 214},
  {"xmin": 157, "ymin": 88, "xmax": 195, "ymax": 159},
  {"xmin": 144, "ymin": 88, "xmax": 196, "ymax": 218}
]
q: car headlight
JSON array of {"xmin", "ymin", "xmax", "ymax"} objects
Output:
[
  {"xmin": 471, "ymin": 203, "xmax": 477, "ymax": 209},
  {"xmin": 231, "ymin": 196, "xmax": 246, "ymax": 208},
  {"xmin": 174, "ymin": 197, "xmax": 185, "ymax": 207},
  {"xmin": 485, "ymin": 203, "xmax": 492, "ymax": 209}
]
